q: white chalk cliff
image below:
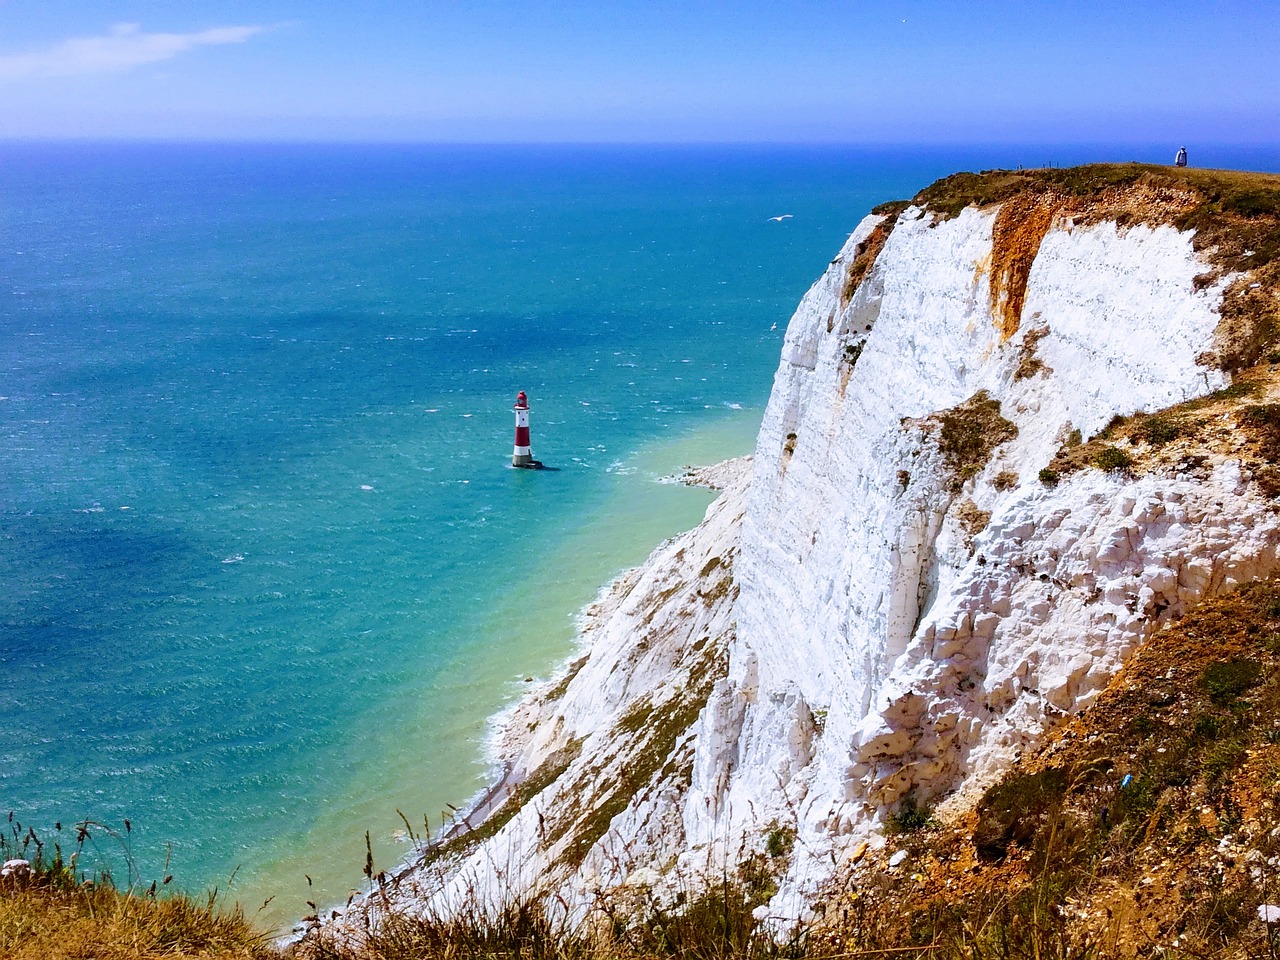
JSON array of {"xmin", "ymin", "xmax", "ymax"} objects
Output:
[{"xmin": 327, "ymin": 182, "xmax": 1280, "ymax": 935}]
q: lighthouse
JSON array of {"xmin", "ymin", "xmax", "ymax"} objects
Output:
[{"xmin": 512, "ymin": 390, "xmax": 535, "ymax": 468}]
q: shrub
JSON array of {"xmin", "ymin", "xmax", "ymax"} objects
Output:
[
  {"xmin": 1202, "ymin": 658, "xmax": 1263, "ymax": 705},
  {"xmin": 1135, "ymin": 413, "xmax": 1181, "ymax": 446},
  {"xmin": 1239, "ymin": 403, "xmax": 1280, "ymax": 461},
  {"xmin": 886, "ymin": 794, "xmax": 939, "ymax": 835},
  {"xmin": 932, "ymin": 390, "xmax": 1018, "ymax": 491},
  {"xmin": 1093, "ymin": 445, "xmax": 1133, "ymax": 472},
  {"xmin": 1038, "ymin": 467, "xmax": 1060, "ymax": 486},
  {"xmin": 764, "ymin": 824, "xmax": 796, "ymax": 859},
  {"xmin": 1203, "ymin": 736, "xmax": 1250, "ymax": 786},
  {"xmin": 973, "ymin": 768, "xmax": 1068, "ymax": 859}
]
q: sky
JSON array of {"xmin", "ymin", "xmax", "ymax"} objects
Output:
[{"xmin": 0, "ymin": 0, "xmax": 1276, "ymax": 143}]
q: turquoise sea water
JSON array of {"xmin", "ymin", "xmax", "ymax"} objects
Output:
[{"xmin": 3, "ymin": 142, "xmax": 1277, "ymax": 927}]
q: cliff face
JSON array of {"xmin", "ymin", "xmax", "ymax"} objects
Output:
[
  {"xmin": 319, "ymin": 167, "xmax": 1280, "ymax": 938},
  {"xmin": 690, "ymin": 201, "xmax": 1278, "ymax": 916}
]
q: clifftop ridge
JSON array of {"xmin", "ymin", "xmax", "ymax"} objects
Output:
[{"xmin": 870, "ymin": 163, "xmax": 1280, "ymax": 367}]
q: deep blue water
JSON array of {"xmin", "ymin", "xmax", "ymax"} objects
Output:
[{"xmin": 2, "ymin": 141, "xmax": 1277, "ymax": 924}]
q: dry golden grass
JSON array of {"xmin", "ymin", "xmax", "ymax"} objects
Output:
[
  {"xmin": 1, "ymin": 817, "xmax": 277, "ymax": 960},
  {"xmin": 0, "ymin": 880, "xmax": 277, "ymax": 960}
]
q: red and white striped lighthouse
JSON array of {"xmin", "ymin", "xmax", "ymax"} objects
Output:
[{"xmin": 512, "ymin": 390, "xmax": 534, "ymax": 468}]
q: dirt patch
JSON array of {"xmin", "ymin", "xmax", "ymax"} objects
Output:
[
  {"xmin": 917, "ymin": 390, "xmax": 1018, "ymax": 492},
  {"xmin": 953, "ymin": 498, "xmax": 991, "ymax": 551},
  {"xmin": 953, "ymin": 499, "xmax": 990, "ymax": 536},
  {"xmin": 990, "ymin": 195, "xmax": 1065, "ymax": 340},
  {"xmin": 1012, "ymin": 324, "xmax": 1051, "ymax": 380},
  {"xmin": 780, "ymin": 431, "xmax": 797, "ymax": 476},
  {"xmin": 841, "ymin": 213, "xmax": 900, "ymax": 307}
]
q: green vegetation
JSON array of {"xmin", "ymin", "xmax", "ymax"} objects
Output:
[
  {"xmin": 927, "ymin": 390, "xmax": 1018, "ymax": 491},
  {"xmin": 1041, "ymin": 368, "xmax": 1280, "ymax": 488},
  {"xmin": 764, "ymin": 825, "xmax": 796, "ymax": 860},
  {"xmin": 972, "ymin": 768, "xmax": 1069, "ymax": 860},
  {"xmin": 1132, "ymin": 411, "xmax": 1182, "ymax": 446},
  {"xmin": 547, "ymin": 637, "xmax": 727, "ymax": 871},
  {"xmin": 909, "ymin": 164, "xmax": 1161, "ymax": 220},
  {"xmin": 840, "ymin": 213, "xmax": 900, "ymax": 306},
  {"xmin": 20, "ymin": 585, "xmax": 1280, "ymax": 960},
  {"xmin": 1238, "ymin": 403, "xmax": 1280, "ymax": 461},
  {"xmin": 1093, "ymin": 445, "xmax": 1133, "ymax": 472},
  {"xmin": 870, "ymin": 198, "xmax": 911, "ymax": 218},
  {"xmin": 1202, "ymin": 658, "xmax": 1264, "ymax": 706},
  {"xmin": 806, "ymin": 579, "xmax": 1280, "ymax": 959},
  {"xmin": 885, "ymin": 794, "xmax": 939, "ymax": 836},
  {"xmin": 419, "ymin": 740, "xmax": 584, "ymax": 868},
  {"xmin": 908, "ymin": 163, "xmax": 1280, "ymax": 234},
  {"xmin": 543, "ymin": 656, "xmax": 589, "ymax": 703}
]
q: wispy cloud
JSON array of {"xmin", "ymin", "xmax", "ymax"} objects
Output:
[{"xmin": 0, "ymin": 22, "xmax": 265, "ymax": 79}]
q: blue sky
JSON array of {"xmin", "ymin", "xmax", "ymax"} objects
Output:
[{"xmin": 0, "ymin": 0, "xmax": 1276, "ymax": 143}]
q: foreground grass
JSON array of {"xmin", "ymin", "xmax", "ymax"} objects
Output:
[
  {"xmin": 1, "ymin": 821, "xmax": 277, "ymax": 960},
  {"xmin": 294, "ymin": 883, "xmax": 809, "ymax": 960},
  {"xmin": 0, "ymin": 883, "xmax": 276, "ymax": 960}
]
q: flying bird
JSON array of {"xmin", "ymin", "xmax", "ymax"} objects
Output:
[{"xmin": 768, "ymin": 214, "xmax": 793, "ymax": 222}]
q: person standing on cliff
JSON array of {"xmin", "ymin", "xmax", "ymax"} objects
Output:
[{"xmin": 1175, "ymin": 146, "xmax": 1188, "ymax": 167}]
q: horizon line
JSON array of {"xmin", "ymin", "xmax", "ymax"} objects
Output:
[{"xmin": 3, "ymin": 135, "xmax": 1280, "ymax": 149}]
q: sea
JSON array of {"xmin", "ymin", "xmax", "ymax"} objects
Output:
[{"xmin": 2, "ymin": 141, "xmax": 1276, "ymax": 929}]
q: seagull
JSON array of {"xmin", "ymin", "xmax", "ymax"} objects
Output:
[{"xmin": 767, "ymin": 214, "xmax": 793, "ymax": 222}]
